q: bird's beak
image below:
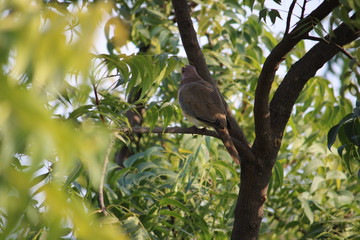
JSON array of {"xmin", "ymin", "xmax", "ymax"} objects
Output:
[{"xmin": 181, "ymin": 67, "xmax": 185, "ymax": 73}]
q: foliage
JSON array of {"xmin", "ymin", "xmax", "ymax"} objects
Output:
[
  {"xmin": 266, "ymin": 78, "xmax": 359, "ymax": 239},
  {"xmin": 0, "ymin": 1, "xmax": 127, "ymax": 239},
  {"xmin": 0, "ymin": 0, "xmax": 359, "ymax": 239},
  {"xmin": 328, "ymin": 101, "xmax": 360, "ymax": 176}
]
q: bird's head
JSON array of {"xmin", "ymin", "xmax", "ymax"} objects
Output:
[{"xmin": 181, "ymin": 65, "xmax": 199, "ymax": 80}]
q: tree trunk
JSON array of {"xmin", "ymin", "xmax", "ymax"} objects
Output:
[{"xmin": 231, "ymin": 158, "xmax": 273, "ymax": 239}]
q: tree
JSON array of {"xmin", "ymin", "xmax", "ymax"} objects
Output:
[{"xmin": 0, "ymin": 0, "xmax": 359, "ymax": 240}]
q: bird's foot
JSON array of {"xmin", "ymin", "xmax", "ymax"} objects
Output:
[
  {"xmin": 200, "ymin": 127, "xmax": 207, "ymax": 131},
  {"xmin": 190, "ymin": 125, "xmax": 207, "ymax": 133}
]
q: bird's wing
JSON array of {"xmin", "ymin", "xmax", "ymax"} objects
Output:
[{"xmin": 179, "ymin": 81, "xmax": 226, "ymax": 128}]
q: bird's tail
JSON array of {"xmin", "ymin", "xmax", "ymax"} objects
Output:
[{"xmin": 215, "ymin": 127, "xmax": 240, "ymax": 165}]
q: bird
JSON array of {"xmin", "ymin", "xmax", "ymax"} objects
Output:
[{"xmin": 178, "ymin": 65, "xmax": 240, "ymax": 164}]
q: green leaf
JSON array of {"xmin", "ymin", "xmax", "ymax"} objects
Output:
[
  {"xmin": 146, "ymin": 8, "xmax": 167, "ymax": 19},
  {"xmin": 159, "ymin": 209, "xmax": 184, "ymax": 220},
  {"xmin": 159, "ymin": 198, "xmax": 190, "ymax": 214},
  {"xmin": 243, "ymin": 0, "xmax": 256, "ymax": 10},
  {"xmin": 133, "ymin": 172, "xmax": 156, "ymax": 185},
  {"xmin": 272, "ymin": 160, "xmax": 284, "ymax": 191},
  {"xmin": 124, "ymin": 152, "xmax": 145, "ymax": 168},
  {"xmin": 63, "ymin": 162, "xmax": 84, "ymax": 188},
  {"xmin": 337, "ymin": 144, "xmax": 352, "ymax": 171},
  {"xmin": 209, "ymin": 52, "xmax": 234, "ymax": 71},
  {"xmin": 122, "ymin": 216, "xmax": 149, "ymax": 238},
  {"xmin": 325, "ymin": 170, "xmax": 347, "ymax": 180},
  {"xmin": 327, "ymin": 190, "xmax": 354, "ymax": 207},
  {"xmin": 297, "ymin": 194, "xmax": 314, "ymax": 224},
  {"xmin": 313, "ymin": 21, "xmax": 326, "ymax": 38},
  {"xmin": 125, "ymin": 60, "xmax": 140, "ymax": 96},
  {"xmin": 268, "ymin": 9, "xmax": 282, "ymax": 24},
  {"xmin": 224, "ymin": 0, "xmax": 242, "ymax": 9},
  {"xmin": 107, "ymin": 167, "xmax": 130, "ymax": 187},
  {"xmin": 327, "ymin": 113, "xmax": 355, "ymax": 150},
  {"xmin": 310, "ymin": 175, "xmax": 325, "ymax": 193},
  {"xmin": 136, "ymin": 162, "xmax": 159, "ymax": 172},
  {"xmin": 259, "ymin": 8, "xmax": 268, "ymax": 22},
  {"xmin": 160, "ymin": 103, "xmax": 174, "ymax": 129},
  {"xmin": 303, "ymin": 159, "xmax": 324, "ymax": 175},
  {"xmin": 144, "ymin": 146, "xmax": 163, "ymax": 160},
  {"xmin": 146, "ymin": 105, "xmax": 159, "ymax": 130},
  {"xmin": 68, "ymin": 105, "xmax": 94, "ymax": 119},
  {"xmin": 30, "ymin": 172, "xmax": 50, "ymax": 187}
]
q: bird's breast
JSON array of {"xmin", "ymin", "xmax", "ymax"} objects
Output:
[{"xmin": 182, "ymin": 111, "xmax": 209, "ymax": 127}]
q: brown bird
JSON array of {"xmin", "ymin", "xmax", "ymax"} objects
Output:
[{"xmin": 178, "ymin": 65, "xmax": 240, "ymax": 164}]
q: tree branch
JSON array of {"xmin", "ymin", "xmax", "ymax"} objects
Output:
[
  {"xmin": 171, "ymin": 0, "xmax": 213, "ymax": 83},
  {"xmin": 92, "ymin": 83, "xmax": 106, "ymax": 124},
  {"xmin": 121, "ymin": 126, "xmax": 255, "ymax": 163},
  {"xmin": 253, "ymin": 0, "xmax": 339, "ymax": 156},
  {"xmin": 304, "ymin": 35, "xmax": 360, "ymax": 66},
  {"xmin": 270, "ymin": 19, "xmax": 360, "ymax": 144},
  {"xmin": 98, "ymin": 136, "xmax": 115, "ymax": 215},
  {"xmin": 300, "ymin": 0, "xmax": 307, "ymax": 20},
  {"xmin": 285, "ymin": 0, "xmax": 297, "ymax": 35},
  {"xmin": 123, "ymin": 126, "xmax": 216, "ymax": 136}
]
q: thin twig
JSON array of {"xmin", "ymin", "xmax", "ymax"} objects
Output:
[
  {"xmin": 125, "ymin": 126, "xmax": 217, "ymax": 136},
  {"xmin": 120, "ymin": 126, "xmax": 255, "ymax": 163},
  {"xmin": 285, "ymin": 0, "xmax": 297, "ymax": 35},
  {"xmin": 304, "ymin": 36, "xmax": 328, "ymax": 42},
  {"xmin": 300, "ymin": 0, "xmax": 307, "ymax": 19},
  {"xmin": 92, "ymin": 83, "xmax": 106, "ymax": 124},
  {"xmin": 93, "ymin": 82, "xmax": 111, "ymax": 214},
  {"xmin": 205, "ymin": 32, "xmax": 213, "ymax": 49},
  {"xmin": 98, "ymin": 136, "xmax": 115, "ymax": 215},
  {"xmin": 105, "ymin": 74, "xmax": 121, "ymax": 79},
  {"xmin": 304, "ymin": 35, "xmax": 360, "ymax": 67}
]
